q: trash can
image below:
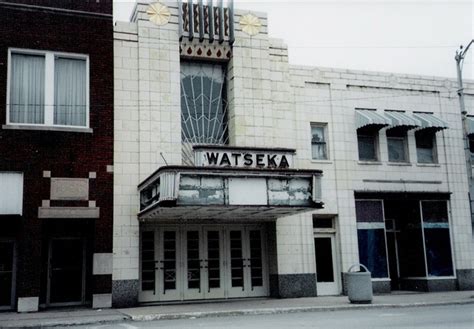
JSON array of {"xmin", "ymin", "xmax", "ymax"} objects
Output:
[{"xmin": 345, "ymin": 264, "xmax": 373, "ymax": 304}]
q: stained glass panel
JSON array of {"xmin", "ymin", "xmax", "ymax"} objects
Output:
[{"xmin": 181, "ymin": 62, "xmax": 228, "ymax": 164}]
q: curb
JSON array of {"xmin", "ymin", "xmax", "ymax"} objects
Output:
[
  {"xmin": 126, "ymin": 299, "xmax": 474, "ymax": 322},
  {"xmin": 2, "ymin": 299, "xmax": 473, "ymax": 328},
  {"xmin": 0, "ymin": 314, "xmax": 130, "ymax": 329}
]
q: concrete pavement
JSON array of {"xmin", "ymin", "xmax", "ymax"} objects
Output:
[
  {"xmin": 0, "ymin": 308, "xmax": 127, "ymax": 328},
  {"xmin": 1, "ymin": 291, "xmax": 473, "ymax": 328},
  {"xmin": 73, "ymin": 304, "xmax": 474, "ymax": 329}
]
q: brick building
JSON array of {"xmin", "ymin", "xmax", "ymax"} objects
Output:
[
  {"xmin": 0, "ymin": 0, "xmax": 114, "ymax": 311},
  {"xmin": 112, "ymin": 0, "xmax": 473, "ymax": 307}
]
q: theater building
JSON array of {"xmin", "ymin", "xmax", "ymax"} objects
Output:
[
  {"xmin": 112, "ymin": 1, "xmax": 474, "ymax": 306},
  {"xmin": 0, "ymin": 0, "xmax": 114, "ymax": 311}
]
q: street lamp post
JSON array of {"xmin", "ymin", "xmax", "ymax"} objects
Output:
[
  {"xmin": 455, "ymin": 40, "xmax": 473, "ymax": 116},
  {"xmin": 455, "ymin": 40, "xmax": 474, "ymax": 225}
]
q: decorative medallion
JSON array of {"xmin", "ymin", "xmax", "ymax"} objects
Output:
[
  {"xmin": 147, "ymin": 2, "xmax": 171, "ymax": 26},
  {"xmin": 239, "ymin": 13, "xmax": 261, "ymax": 36}
]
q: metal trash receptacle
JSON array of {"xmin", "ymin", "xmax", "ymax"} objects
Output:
[{"xmin": 345, "ymin": 264, "xmax": 373, "ymax": 304}]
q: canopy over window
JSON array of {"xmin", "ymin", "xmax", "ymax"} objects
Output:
[
  {"xmin": 355, "ymin": 109, "xmax": 391, "ymax": 130},
  {"xmin": 465, "ymin": 117, "xmax": 474, "ymax": 136},
  {"xmin": 412, "ymin": 113, "xmax": 448, "ymax": 132},
  {"xmin": 384, "ymin": 111, "xmax": 419, "ymax": 129}
]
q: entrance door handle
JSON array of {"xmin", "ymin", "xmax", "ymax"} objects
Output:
[
  {"xmin": 155, "ymin": 260, "xmax": 164, "ymax": 270},
  {"xmin": 200, "ymin": 259, "xmax": 208, "ymax": 269},
  {"xmin": 242, "ymin": 258, "xmax": 251, "ymax": 267}
]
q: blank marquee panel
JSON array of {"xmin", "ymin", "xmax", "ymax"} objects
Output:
[{"xmin": 228, "ymin": 178, "xmax": 267, "ymax": 205}]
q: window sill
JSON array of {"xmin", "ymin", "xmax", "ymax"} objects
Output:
[
  {"xmin": 310, "ymin": 159, "xmax": 333, "ymax": 164},
  {"xmin": 358, "ymin": 161, "xmax": 382, "ymax": 165},
  {"xmin": 416, "ymin": 163, "xmax": 441, "ymax": 167},
  {"xmin": 402, "ymin": 276, "xmax": 456, "ymax": 280},
  {"xmin": 2, "ymin": 124, "xmax": 93, "ymax": 133},
  {"xmin": 387, "ymin": 162, "xmax": 412, "ymax": 166}
]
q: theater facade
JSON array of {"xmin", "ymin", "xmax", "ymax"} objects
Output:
[{"xmin": 112, "ymin": 1, "xmax": 474, "ymax": 306}]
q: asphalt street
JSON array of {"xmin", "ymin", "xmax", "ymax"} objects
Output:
[{"xmin": 60, "ymin": 304, "xmax": 474, "ymax": 329}]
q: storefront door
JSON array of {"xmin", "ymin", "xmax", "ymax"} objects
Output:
[
  {"xmin": 314, "ymin": 234, "xmax": 339, "ymax": 295},
  {"xmin": 47, "ymin": 238, "xmax": 86, "ymax": 306},
  {"xmin": 139, "ymin": 225, "xmax": 268, "ymax": 302},
  {"xmin": 0, "ymin": 240, "xmax": 15, "ymax": 310}
]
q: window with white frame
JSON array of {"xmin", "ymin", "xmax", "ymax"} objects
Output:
[
  {"xmin": 7, "ymin": 49, "xmax": 89, "ymax": 128},
  {"xmin": 415, "ymin": 130, "xmax": 437, "ymax": 163},
  {"xmin": 311, "ymin": 123, "xmax": 328, "ymax": 160},
  {"xmin": 386, "ymin": 128, "xmax": 409, "ymax": 162}
]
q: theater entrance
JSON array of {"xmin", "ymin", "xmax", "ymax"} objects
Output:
[{"xmin": 139, "ymin": 224, "xmax": 268, "ymax": 303}]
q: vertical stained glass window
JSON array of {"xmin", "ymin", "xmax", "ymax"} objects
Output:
[{"xmin": 180, "ymin": 62, "xmax": 228, "ymax": 164}]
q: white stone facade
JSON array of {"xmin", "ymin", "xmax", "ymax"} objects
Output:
[{"xmin": 113, "ymin": 1, "xmax": 474, "ymax": 305}]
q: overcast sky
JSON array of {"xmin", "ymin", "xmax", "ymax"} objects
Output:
[{"xmin": 113, "ymin": 0, "xmax": 474, "ymax": 80}]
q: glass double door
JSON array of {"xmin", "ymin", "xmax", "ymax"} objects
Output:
[
  {"xmin": 184, "ymin": 227, "xmax": 225, "ymax": 300},
  {"xmin": 140, "ymin": 225, "xmax": 267, "ymax": 302},
  {"xmin": 226, "ymin": 227, "xmax": 267, "ymax": 298}
]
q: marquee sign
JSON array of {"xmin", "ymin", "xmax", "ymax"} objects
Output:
[{"xmin": 193, "ymin": 146, "xmax": 295, "ymax": 169}]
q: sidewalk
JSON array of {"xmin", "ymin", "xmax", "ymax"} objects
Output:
[{"xmin": 1, "ymin": 291, "xmax": 473, "ymax": 328}]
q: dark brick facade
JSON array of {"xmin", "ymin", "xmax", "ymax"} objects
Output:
[
  {"xmin": 0, "ymin": 1, "xmax": 113, "ymax": 309},
  {"xmin": 0, "ymin": 0, "xmax": 112, "ymax": 14}
]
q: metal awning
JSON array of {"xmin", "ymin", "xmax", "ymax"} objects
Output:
[
  {"xmin": 412, "ymin": 113, "xmax": 448, "ymax": 131},
  {"xmin": 138, "ymin": 166, "xmax": 324, "ymax": 222},
  {"xmin": 355, "ymin": 109, "xmax": 391, "ymax": 129},
  {"xmin": 466, "ymin": 117, "xmax": 474, "ymax": 136},
  {"xmin": 384, "ymin": 111, "xmax": 420, "ymax": 129}
]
